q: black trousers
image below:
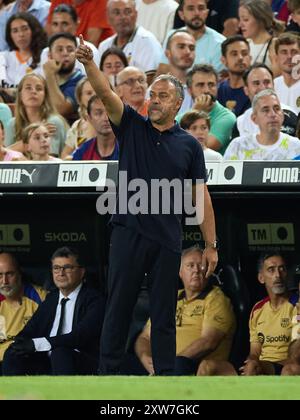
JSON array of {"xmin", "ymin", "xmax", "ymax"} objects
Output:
[
  {"xmin": 2, "ymin": 347, "xmax": 98, "ymax": 376},
  {"xmin": 99, "ymin": 225, "xmax": 181, "ymax": 375}
]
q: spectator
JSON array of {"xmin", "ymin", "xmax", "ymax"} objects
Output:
[
  {"xmin": 180, "ymin": 64, "xmax": 236, "ymax": 154},
  {"xmin": 158, "ymin": 0, "xmax": 226, "ymax": 76},
  {"xmin": 2, "ymin": 247, "xmax": 106, "ymax": 376},
  {"xmin": 134, "ymin": 246, "xmax": 235, "ymax": 375},
  {"xmin": 174, "ymin": 0, "xmax": 240, "ymax": 38},
  {"xmin": 61, "ymin": 77, "xmax": 96, "ymax": 159},
  {"xmin": 0, "ymin": 102, "xmax": 12, "ymax": 131},
  {"xmin": 22, "ymin": 123, "xmax": 62, "ymax": 161},
  {"xmin": 0, "ymin": 0, "xmax": 50, "ymax": 51},
  {"xmin": 218, "ymin": 35, "xmax": 251, "ymax": 117},
  {"xmin": 0, "ymin": 120, "xmax": 23, "ymax": 160},
  {"xmin": 234, "ymin": 63, "xmax": 298, "ymax": 138},
  {"xmin": 0, "ymin": 12, "xmax": 47, "ymax": 87},
  {"xmin": 238, "ymin": 0, "xmax": 284, "ymax": 70},
  {"xmin": 76, "ymin": 37, "xmax": 218, "ymax": 376},
  {"xmin": 164, "ymin": 30, "xmax": 195, "ymax": 114},
  {"xmin": 136, "ymin": 0, "xmax": 178, "ymax": 45},
  {"xmin": 0, "ymin": 252, "xmax": 47, "ymax": 374},
  {"xmin": 98, "ymin": 0, "xmax": 163, "ymax": 85},
  {"xmin": 286, "ymin": 0, "xmax": 300, "ymax": 32},
  {"xmin": 274, "ymin": 33, "xmax": 300, "ymax": 115},
  {"xmin": 99, "ymin": 46, "xmax": 128, "ymax": 87},
  {"xmin": 72, "ymin": 95, "xmax": 118, "ymax": 161},
  {"xmin": 41, "ymin": 4, "xmax": 101, "ymax": 75},
  {"xmin": 43, "ymin": 32, "xmax": 84, "ymax": 121},
  {"xmin": 271, "ymin": 0, "xmax": 289, "ymax": 22},
  {"xmin": 4, "ymin": 73, "xmax": 68, "ymax": 157},
  {"xmin": 180, "ymin": 111, "xmax": 222, "ymax": 161},
  {"xmin": 47, "ymin": 0, "xmax": 114, "ymax": 47},
  {"xmin": 224, "ymin": 89, "xmax": 300, "ymax": 160},
  {"xmin": 115, "ymin": 66, "xmax": 148, "ymax": 116},
  {"xmin": 198, "ymin": 253, "xmax": 297, "ymax": 376}
]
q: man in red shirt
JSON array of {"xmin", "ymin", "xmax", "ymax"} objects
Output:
[{"xmin": 48, "ymin": 0, "xmax": 114, "ymax": 46}]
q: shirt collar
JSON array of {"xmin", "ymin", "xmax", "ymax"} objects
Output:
[
  {"xmin": 178, "ymin": 283, "xmax": 213, "ymax": 301},
  {"xmin": 59, "ymin": 282, "xmax": 82, "ymax": 303}
]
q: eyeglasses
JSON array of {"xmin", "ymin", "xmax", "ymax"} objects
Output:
[
  {"xmin": 118, "ymin": 77, "xmax": 147, "ymax": 87},
  {"xmin": 52, "ymin": 265, "xmax": 81, "ymax": 274}
]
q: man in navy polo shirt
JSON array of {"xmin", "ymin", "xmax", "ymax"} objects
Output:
[{"xmin": 77, "ymin": 36, "xmax": 218, "ymax": 376}]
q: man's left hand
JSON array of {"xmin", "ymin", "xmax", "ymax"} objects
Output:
[{"xmin": 201, "ymin": 247, "xmax": 218, "ymax": 278}]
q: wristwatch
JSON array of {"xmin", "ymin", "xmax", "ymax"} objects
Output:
[{"xmin": 205, "ymin": 240, "xmax": 219, "ymax": 250}]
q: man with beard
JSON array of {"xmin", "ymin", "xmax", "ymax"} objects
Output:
[
  {"xmin": 0, "ymin": 252, "xmax": 47, "ymax": 375},
  {"xmin": 157, "ymin": 0, "xmax": 225, "ymax": 76},
  {"xmin": 43, "ymin": 32, "xmax": 84, "ymax": 121},
  {"xmin": 165, "ymin": 30, "xmax": 195, "ymax": 114},
  {"xmin": 72, "ymin": 95, "xmax": 119, "ymax": 160},
  {"xmin": 198, "ymin": 252, "xmax": 299, "ymax": 376},
  {"xmin": 224, "ymin": 89, "xmax": 300, "ymax": 160},
  {"xmin": 77, "ymin": 36, "xmax": 218, "ymax": 376},
  {"xmin": 218, "ymin": 35, "xmax": 251, "ymax": 117},
  {"xmin": 274, "ymin": 33, "xmax": 300, "ymax": 115}
]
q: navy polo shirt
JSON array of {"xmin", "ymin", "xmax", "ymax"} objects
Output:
[{"xmin": 110, "ymin": 105, "xmax": 207, "ymax": 253}]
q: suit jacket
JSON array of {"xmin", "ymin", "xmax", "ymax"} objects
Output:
[{"xmin": 17, "ymin": 282, "xmax": 105, "ymax": 358}]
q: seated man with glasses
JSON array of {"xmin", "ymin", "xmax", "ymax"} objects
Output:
[
  {"xmin": 134, "ymin": 245, "xmax": 235, "ymax": 375},
  {"xmin": 2, "ymin": 247, "xmax": 105, "ymax": 376},
  {"xmin": 115, "ymin": 66, "xmax": 149, "ymax": 117},
  {"xmin": 0, "ymin": 252, "xmax": 47, "ymax": 375}
]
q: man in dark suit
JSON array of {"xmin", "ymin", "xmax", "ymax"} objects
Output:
[{"xmin": 2, "ymin": 247, "xmax": 105, "ymax": 376}]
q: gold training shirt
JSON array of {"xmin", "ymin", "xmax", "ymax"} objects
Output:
[
  {"xmin": 176, "ymin": 286, "xmax": 236, "ymax": 360},
  {"xmin": 249, "ymin": 297, "xmax": 296, "ymax": 363},
  {"xmin": 0, "ymin": 284, "xmax": 47, "ymax": 361}
]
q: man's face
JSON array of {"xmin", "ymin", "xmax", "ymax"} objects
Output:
[
  {"xmin": 258, "ymin": 255, "xmax": 288, "ymax": 296},
  {"xmin": 88, "ymin": 99, "xmax": 113, "ymax": 136},
  {"xmin": 189, "ymin": 71, "xmax": 217, "ymax": 100},
  {"xmin": 244, "ymin": 68, "xmax": 273, "ymax": 101},
  {"xmin": 276, "ymin": 42, "xmax": 300, "ymax": 76},
  {"xmin": 50, "ymin": 12, "xmax": 77, "ymax": 35},
  {"xmin": 222, "ymin": 41, "xmax": 251, "ymax": 76},
  {"xmin": 49, "ymin": 38, "xmax": 76, "ymax": 74},
  {"xmin": 0, "ymin": 255, "xmax": 22, "ymax": 298},
  {"xmin": 166, "ymin": 32, "xmax": 195, "ymax": 71},
  {"xmin": 251, "ymin": 95, "xmax": 284, "ymax": 136},
  {"xmin": 179, "ymin": 0, "xmax": 209, "ymax": 31},
  {"xmin": 107, "ymin": 0, "xmax": 137, "ymax": 37},
  {"xmin": 148, "ymin": 79, "xmax": 182, "ymax": 125},
  {"xmin": 179, "ymin": 251, "xmax": 206, "ymax": 293},
  {"xmin": 52, "ymin": 256, "xmax": 85, "ymax": 295},
  {"xmin": 117, "ymin": 68, "xmax": 147, "ymax": 106}
]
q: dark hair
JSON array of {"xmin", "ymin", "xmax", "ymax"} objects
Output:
[
  {"xmin": 178, "ymin": 0, "xmax": 208, "ymax": 11},
  {"xmin": 99, "ymin": 46, "xmax": 129, "ymax": 71},
  {"xmin": 288, "ymin": 0, "xmax": 300, "ymax": 12},
  {"xmin": 6, "ymin": 12, "xmax": 48, "ymax": 69},
  {"xmin": 0, "ymin": 120, "xmax": 4, "ymax": 131},
  {"xmin": 166, "ymin": 29, "xmax": 192, "ymax": 50},
  {"xmin": 257, "ymin": 252, "xmax": 285, "ymax": 272},
  {"xmin": 51, "ymin": 247, "xmax": 85, "ymax": 267},
  {"xmin": 87, "ymin": 94, "xmax": 101, "ymax": 115},
  {"xmin": 186, "ymin": 64, "xmax": 218, "ymax": 88},
  {"xmin": 53, "ymin": 3, "xmax": 78, "ymax": 22},
  {"xmin": 221, "ymin": 35, "xmax": 250, "ymax": 57},
  {"xmin": 243, "ymin": 62, "xmax": 274, "ymax": 85},
  {"xmin": 48, "ymin": 32, "xmax": 77, "ymax": 50},
  {"xmin": 275, "ymin": 32, "xmax": 300, "ymax": 54},
  {"xmin": 180, "ymin": 110, "xmax": 210, "ymax": 130}
]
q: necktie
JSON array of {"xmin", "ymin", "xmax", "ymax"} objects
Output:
[{"xmin": 56, "ymin": 298, "xmax": 69, "ymax": 336}]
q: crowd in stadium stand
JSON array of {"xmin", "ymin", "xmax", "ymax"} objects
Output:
[{"xmin": 1, "ymin": 0, "xmax": 300, "ymax": 376}]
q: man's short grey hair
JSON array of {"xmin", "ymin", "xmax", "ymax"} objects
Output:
[
  {"xmin": 181, "ymin": 245, "xmax": 203, "ymax": 260},
  {"xmin": 152, "ymin": 74, "xmax": 185, "ymax": 101},
  {"xmin": 108, "ymin": 0, "xmax": 136, "ymax": 9},
  {"xmin": 252, "ymin": 88, "xmax": 279, "ymax": 111}
]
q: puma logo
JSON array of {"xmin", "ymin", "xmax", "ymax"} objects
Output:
[{"xmin": 21, "ymin": 169, "xmax": 36, "ymax": 183}]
